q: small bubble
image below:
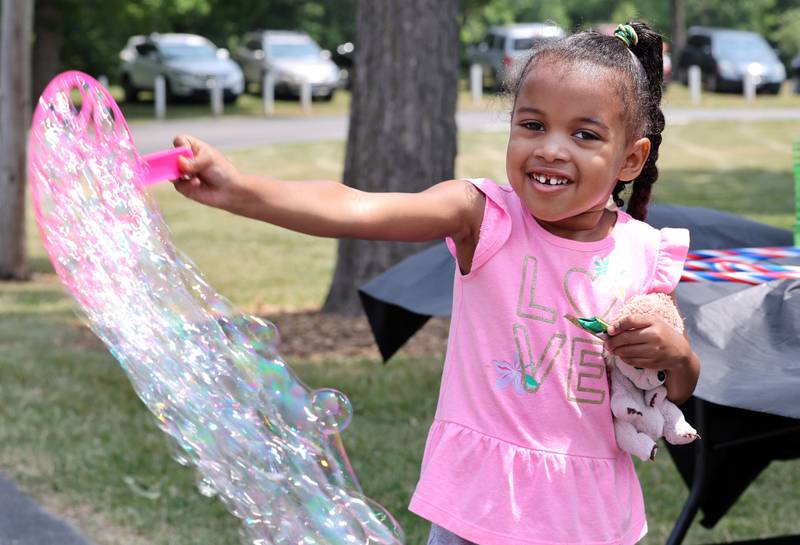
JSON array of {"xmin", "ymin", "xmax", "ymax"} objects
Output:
[{"xmin": 310, "ymin": 389, "xmax": 353, "ymax": 434}]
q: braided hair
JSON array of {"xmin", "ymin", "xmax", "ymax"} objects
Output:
[{"xmin": 510, "ymin": 21, "xmax": 665, "ymax": 221}]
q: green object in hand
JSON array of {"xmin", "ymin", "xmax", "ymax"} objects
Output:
[{"xmin": 577, "ymin": 317, "xmax": 610, "ymax": 334}]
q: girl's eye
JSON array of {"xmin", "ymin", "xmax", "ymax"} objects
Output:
[
  {"xmin": 521, "ymin": 121, "xmax": 544, "ymax": 131},
  {"xmin": 574, "ymin": 130, "xmax": 599, "ymax": 141}
]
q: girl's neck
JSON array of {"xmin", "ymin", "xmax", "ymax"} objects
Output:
[{"xmin": 534, "ymin": 208, "xmax": 618, "ymax": 242}]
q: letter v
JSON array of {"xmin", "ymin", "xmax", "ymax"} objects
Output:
[{"xmin": 513, "ymin": 323, "xmax": 567, "ymax": 393}]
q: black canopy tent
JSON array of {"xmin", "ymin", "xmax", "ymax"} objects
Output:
[
  {"xmin": 358, "ymin": 204, "xmax": 800, "ymax": 544},
  {"xmin": 359, "ymin": 204, "xmax": 796, "ymax": 364}
]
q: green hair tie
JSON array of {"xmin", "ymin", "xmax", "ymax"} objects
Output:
[{"xmin": 613, "ymin": 24, "xmax": 638, "ymax": 48}]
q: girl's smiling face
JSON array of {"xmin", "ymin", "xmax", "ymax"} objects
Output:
[{"xmin": 506, "ymin": 61, "xmax": 650, "ymax": 241}]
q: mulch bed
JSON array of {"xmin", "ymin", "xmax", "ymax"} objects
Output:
[
  {"xmin": 264, "ymin": 310, "xmax": 449, "ymax": 362},
  {"xmin": 65, "ymin": 309, "xmax": 449, "ymax": 362}
]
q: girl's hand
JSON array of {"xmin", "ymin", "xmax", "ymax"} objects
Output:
[
  {"xmin": 605, "ymin": 315, "xmax": 690, "ymax": 371},
  {"xmin": 172, "ymin": 135, "xmax": 245, "ymax": 211},
  {"xmin": 605, "ymin": 314, "xmax": 700, "ymax": 404}
]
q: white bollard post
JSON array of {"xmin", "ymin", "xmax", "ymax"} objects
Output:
[
  {"xmin": 470, "ymin": 64, "xmax": 483, "ymax": 104},
  {"xmin": 262, "ymin": 71, "xmax": 275, "ymax": 116},
  {"xmin": 97, "ymin": 75, "xmax": 109, "ymax": 89},
  {"xmin": 743, "ymin": 73, "xmax": 757, "ymax": 102},
  {"xmin": 688, "ymin": 65, "xmax": 702, "ymax": 105},
  {"xmin": 209, "ymin": 78, "xmax": 223, "ymax": 116},
  {"xmin": 300, "ymin": 79, "xmax": 312, "ymax": 114},
  {"xmin": 154, "ymin": 75, "xmax": 166, "ymax": 120}
]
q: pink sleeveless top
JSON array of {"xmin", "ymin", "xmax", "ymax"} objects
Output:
[{"xmin": 409, "ymin": 179, "xmax": 689, "ymax": 545}]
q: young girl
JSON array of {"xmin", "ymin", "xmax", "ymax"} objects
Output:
[{"xmin": 173, "ymin": 21, "xmax": 700, "ymax": 545}]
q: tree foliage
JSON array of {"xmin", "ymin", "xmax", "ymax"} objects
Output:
[
  {"xmin": 459, "ymin": 0, "xmax": 798, "ymax": 56},
  {"xmin": 775, "ymin": 7, "xmax": 800, "ymax": 61},
  {"xmin": 40, "ymin": 0, "xmax": 355, "ymax": 82},
  {"xmin": 38, "ymin": 0, "xmax": 800, "ymax": 83}
]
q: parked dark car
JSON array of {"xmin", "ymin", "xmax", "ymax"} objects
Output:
[{"xmin": 676, "ymin": 27, "xmax": 785, "ymax": 94}]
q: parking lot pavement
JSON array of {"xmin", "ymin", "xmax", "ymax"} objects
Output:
[
  {"xmin": 129, "ymin": 107, "xmax": 800, "ymax": 155},
  {"xmin": 0, "ymin": 474, "xmax": 93, "ymax": 545}
]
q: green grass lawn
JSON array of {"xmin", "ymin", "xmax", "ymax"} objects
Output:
[
  {"xmin": 662, "ymin": 80, "xmax": 800, "ymax": 109},
  {"xmin": 3, "ymin": 120, "xmax": 800, "ymax": 545}
]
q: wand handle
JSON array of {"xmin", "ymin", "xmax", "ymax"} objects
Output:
[{"xmin": 140, "ymin": 146, "xmax": 194, "ymax": 187}]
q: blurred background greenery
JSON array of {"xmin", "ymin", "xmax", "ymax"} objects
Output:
[{"xmin": 35, "ymin": 0, "xmax": 800, "ymax": 87}]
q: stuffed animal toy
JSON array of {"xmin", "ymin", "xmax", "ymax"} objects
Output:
[{"xmin": 605, "ymin": 293, "xmax": 700, "ymax": 461}]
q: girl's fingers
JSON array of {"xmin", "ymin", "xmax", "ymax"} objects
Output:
[
  {"xmin": 173, "ymin": 134, "xmax": 212, "ymax": 170},
  {"xmin": 612, "ymin": 344, "xmax": 653, "ymax": 360},
  {"xmin": 173, "ymin": 133, "xmax": 200, "ymax": 151},
  {"xmin": 173, "ymin": 177, "xmax": 192, "ymax": 193},
  {"xmin": 606, "ymin": 330, "xmax": 650, "ymax": 351},
  {"xmin": 177, "ymin": 155, "xmax": 194, "ymax": 176},
  {"xmin": 173, "ymin": 135, "xmax": 200, "ymax": 165},
  {"xmin": 616, "ymin": 358, "xmax": 658, "ymax": 368},
  {"xmin": 607, "ymin": 314, "xmax": 653, "ymax": 336}
]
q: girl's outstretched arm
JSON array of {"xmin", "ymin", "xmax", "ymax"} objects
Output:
[{"xmin": 172, "ymin": 135, "xmax": 485, "ymax": 250}]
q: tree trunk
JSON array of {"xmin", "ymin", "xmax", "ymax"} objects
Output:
[
  {"xmin": 670, "ymin": 0, "xmax": 686, "ymax": 69},
  {"xmin": 0, "ymin": 0, "xmax": 34, "ymax": 280},
  {"xmin": 322, "ymin": 0, "xmax": 460, "ymax": 315}
]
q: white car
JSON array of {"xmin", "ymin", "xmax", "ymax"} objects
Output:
[
  {"xmin": 119, "ymin": 33, "xmax": 245, "ymax": 103},
  {"xmin": 235, "ymin": 30, "xmax": 342, "ymax": 101},
  {"xmin": 468, "ymin": 23, "xmax": 566, "ymax": 91}
]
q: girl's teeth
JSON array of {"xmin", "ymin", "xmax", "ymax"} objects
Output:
[{"xmin": 532, "ymin": 174, "xmax": 568, "ymax": 185}]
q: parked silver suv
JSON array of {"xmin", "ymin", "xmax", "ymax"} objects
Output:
[
  {"xmin": 235, "ymin": 30, "xmax": 342, "ymax": 100},
  {"xmin": 468, "ymin": 23, "xmax": 565, "ymax": 90},
  {"xmin": 119, "ymin": 33, "xmax": 245, "ymax": 103}
]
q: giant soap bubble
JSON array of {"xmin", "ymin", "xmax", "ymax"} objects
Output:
[{"xmin": 27, "ymin": 71, "xmax": 404, "ymax": 545}]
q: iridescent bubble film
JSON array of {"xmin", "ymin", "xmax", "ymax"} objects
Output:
[{"xmin": 27, "ymin": 71, "xmax": 404, "ymax": 545}]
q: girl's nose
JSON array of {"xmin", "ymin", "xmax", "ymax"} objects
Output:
[{"xmin": 534, "ymin": 135, "xmax": 570, "ymax": 163}]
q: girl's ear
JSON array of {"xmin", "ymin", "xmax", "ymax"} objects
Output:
[{"xmin": 618, "ymin": 137, "xmax": 651, "ymax": 182}]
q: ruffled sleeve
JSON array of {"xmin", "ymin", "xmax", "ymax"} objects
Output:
[
  {"xmin": 648, "ymin": 227, "xmax": 690, "ymax": 293},
  {"xmin": 445, "ymin": 178, "xmax": 512, "ymax": 274}
]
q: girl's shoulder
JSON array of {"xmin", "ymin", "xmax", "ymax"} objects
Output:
[
  {"xmin": 614, "ymin": 212, "xmax": 690, "ymax": 294},
  {"xmin": 446, "ymin": 178, "xmax": 517, "ymax": 274},
  {"xmin": 463, "ymin": 177, "xmax": 514, "ymax": 201},
  {"xmin": 614, "ymin": 211, "xmax": 689, "ymax": 250}
]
